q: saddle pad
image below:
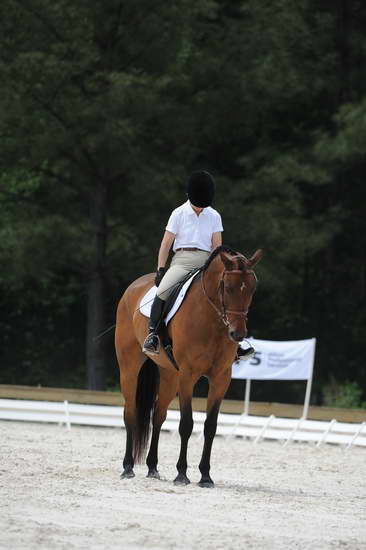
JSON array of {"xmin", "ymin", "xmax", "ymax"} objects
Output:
[{"xmin": 139, "ymin": 272, "xmax": 198, "ymax": 325}]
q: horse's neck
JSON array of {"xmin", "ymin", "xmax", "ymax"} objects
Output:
[{"xmin": 202, "ymin": 256, "xmax": 223, "ymax": 305}]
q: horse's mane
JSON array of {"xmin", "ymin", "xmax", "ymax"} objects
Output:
[{"xmin": 202, "ymin": 245, "xmax": 239, "ymax": 271}]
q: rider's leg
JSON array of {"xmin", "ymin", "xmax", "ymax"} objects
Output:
[
  {"xmin": 157, "ymin": 250, "xmax": 209, "ymax": 300},
  {"xmin": 142, "ymin": 264, "xmax": 189, "ymax": 355},
  {"xmin": 142, "ymin": 295, "xmax": 166, "ymax": 354},
  {"xmin": 142, "ymin": 250, "xmax": 210, "ymax": 355}
]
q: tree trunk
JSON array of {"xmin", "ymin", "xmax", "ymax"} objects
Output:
[{"xmin": 86, "ymin": 180, "xmax": 108, "ymax": 390}]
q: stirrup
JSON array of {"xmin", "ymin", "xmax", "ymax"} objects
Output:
[
  {"xmin": 142, "ymin": 332, "xmax": 160, "ymax": 355},
  {"xmin": 236, "ymin": 346, "xmax": 255, "ymax": 362}
]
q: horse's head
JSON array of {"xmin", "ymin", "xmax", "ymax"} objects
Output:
[{"xmin": 219, "ymin": 249, "xmax": 263, "ymax": 343}]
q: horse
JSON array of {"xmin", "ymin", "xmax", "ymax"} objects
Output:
[{"xmin": 115, "ymin": 245, "xmax": 263, "ymax": 487}]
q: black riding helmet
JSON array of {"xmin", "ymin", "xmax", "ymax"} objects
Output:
[{"xmin": 186, "ymin": 171, "xmax": 215, "ymax": 208}]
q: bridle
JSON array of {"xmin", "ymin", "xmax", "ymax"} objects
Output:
[{"xmin": 201, "ymin": 261, "xmax": 257, "ymax": 328}]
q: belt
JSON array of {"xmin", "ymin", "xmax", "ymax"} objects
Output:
[{"xmin": 176, "ymin": 247, "xmax": 206, "ymax": 252}]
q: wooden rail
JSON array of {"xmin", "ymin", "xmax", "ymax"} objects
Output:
[{"xmin": 0, "ymin": 384, "xmax": 365, "ymax": 423}]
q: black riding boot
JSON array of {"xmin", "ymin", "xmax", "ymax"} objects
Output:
[
  {"xmin": 236, "ymin": 345, "xmax": 255, "ymax": 361},
  {"xmin": 142, "ymin": 296, "xmax": 165, "ymax": 355}
]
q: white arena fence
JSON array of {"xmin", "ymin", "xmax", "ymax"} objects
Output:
[{"xmin": 1, "ymin": 398, "xmax": 365, "ymax": 449}]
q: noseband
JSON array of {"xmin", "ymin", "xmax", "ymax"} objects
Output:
[{"xmin": 201, "ymin": 266, "xmax": 256, "ymax": 328}]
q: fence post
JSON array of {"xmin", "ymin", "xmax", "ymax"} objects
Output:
[
  {"xmin": 302, "ymin": 338, "xmax": 316, "ymax": 419},
  {"xmin": 64, "ymin": 400, "xmax": 71, "ymax": 430},
  {"xmin": 283, "ymin": 417, "xmax": 304, "ymax": 447},
  {"xmin": 243, "ymin": 379, "xmax": 251, "ymax": 415},
  {"xmin": 346, "ymin": 421, "xmax": 366, "ymax": 450},
  {"xmin": 253, "ymin": 414, "xmax": 275, "ymax": 444},
  {"xmin": 316, "ymin": 419, "xmax": 336, "ymax": 447}
]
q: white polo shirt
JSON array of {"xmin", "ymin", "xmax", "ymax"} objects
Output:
[{"xmin": 166, "ymin": 200, "xmax": 223, "ymax": 252}]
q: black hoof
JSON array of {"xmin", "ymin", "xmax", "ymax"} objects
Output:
[
  {"xmin": 198, "ymin": 476, "xmax": 214, "ymax": 488},
  {"xmin": 147, "ymin": 468, "xmax": 160, "ymax": 479},
  {"xmin": 174, "ymin": 473, "xmax": 190, "ymax": 485},
  {"xmin": 120, "ymin": 467, "xmax": 135, "ymax": 479}
]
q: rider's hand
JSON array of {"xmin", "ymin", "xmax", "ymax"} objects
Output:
[{"xmin": 155, "ymin": 267, "xmax": 166, "ymax": 287}]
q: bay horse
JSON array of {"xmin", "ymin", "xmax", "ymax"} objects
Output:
[{"xmin": 115, "ymin": 245, "xmax": 263, "ymax": 487}]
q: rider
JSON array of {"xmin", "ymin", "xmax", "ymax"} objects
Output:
[{"xmin": 142, "ymin": 170, "xmax": 255, "ymax": 361}]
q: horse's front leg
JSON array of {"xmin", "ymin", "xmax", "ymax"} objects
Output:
[
  {"xmin": 146, "ymin": 369, "xmax": 179, "ymax": 479},
  {"xmin": 198, "ymin": 368, "xmax": 231, "ymax": 488},
  {"xmin": 174, "ymin": 375, "xmax": 195, "ymax": 485}
]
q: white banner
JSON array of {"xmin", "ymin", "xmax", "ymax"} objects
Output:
[{"xmin": 232, "ymin": 338, "xmax": 316, "ymax": 381}]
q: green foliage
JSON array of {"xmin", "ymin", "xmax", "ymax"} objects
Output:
[
  {"xmin": 315, "ymin": 98, "xmax": 366, "ymax": 162},
  {"xmin": 323, "ymin": 378, "xmax": 366, "ymax": 409},
  {"xmin": 0, "ymin": 0, "xmax": 365, "ymax": 399}
]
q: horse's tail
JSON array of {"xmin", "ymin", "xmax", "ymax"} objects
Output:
[{"xmin": 133, "ymin": 357, "xmax": 160, "ymax": 463}]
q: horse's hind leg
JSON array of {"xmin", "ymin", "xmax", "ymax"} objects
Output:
[
  {"xmin": 122, "ymin": 405, "xmax": 136, "ymax": 478},
  {"xmin": 116, "ymin": 323, "xmax": 145, "ymax": 479},
  {"xmin": 146, "ymin": 369, "xmax": 179, "ymax": 479},
  {"xmin": 120, "ymin": 359, "xmax": 142, "ymax": 479}
]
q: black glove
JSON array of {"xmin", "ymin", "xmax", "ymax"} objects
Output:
[{"xmin": 155, "ymin": 267, "xmax": 166, "ymax": 287}]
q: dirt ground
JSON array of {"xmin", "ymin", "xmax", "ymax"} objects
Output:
[{"xmin": 1, "ymin": 420, "xmax": 365, "ymax": 550}]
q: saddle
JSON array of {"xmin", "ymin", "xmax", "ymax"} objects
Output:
[
  {"xmin": 162, "ymin": 268, "xmax": 201, "ymax": 318},
  {"xmin": 139, "ymin": 268, "xmax": 201, "ymax": 323},
  {"xmin": 160, "ymin": 269, "xmax": 201, "ymax": 370}
]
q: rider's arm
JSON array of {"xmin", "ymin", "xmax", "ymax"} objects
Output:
[
  {"xmin": 211, "ymin": 231, "xmax": 222, "ymax": 250},
  {"xmin": 157, "ymin": 230, "xmax": 175, "ymax": 269}
]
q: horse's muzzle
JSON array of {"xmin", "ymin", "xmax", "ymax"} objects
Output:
[{"xmin": 229, "ymin": 329, "xmax": 247, "ymax": 342}]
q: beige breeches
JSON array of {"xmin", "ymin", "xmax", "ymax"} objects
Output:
[{"xmin": 157, "ymin": 250, "xmax": 210, "ymax": 301}]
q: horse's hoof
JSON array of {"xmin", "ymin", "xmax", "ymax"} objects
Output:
[
  {"xmin": 198, "ymin": 477, "xmax": 214, "ymax": 488},
  {"xmin": 147, "ymin": 469, "xmax": 160, "ymax": 479},
  {"xmin": 120, "ymin": 468, "xmax": 135, "ymax": 479},
  {"xmin": 174, "ymin": 473, "xmax": 190, "ymax": 485}
]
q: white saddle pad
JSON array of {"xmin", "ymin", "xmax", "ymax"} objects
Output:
[{"xmin": 139, "ymin": 272, "xmax": 199, "ymax": 325}]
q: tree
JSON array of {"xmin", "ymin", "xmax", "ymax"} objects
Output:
[
  {"xmin": 0, "ymin": 0, "xmax": 207, "ymax": 388},
  {"xmin": 1, "ymin": 0, "xmax": 365, "ymax": 404}
]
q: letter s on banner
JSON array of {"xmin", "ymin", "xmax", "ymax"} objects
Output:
[{"xmin": 249, "ymin": 352, "xmax": 261, "ymax": 366}]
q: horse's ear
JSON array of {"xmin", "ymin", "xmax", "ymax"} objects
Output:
[
  {"xmin": 220, "ymin": 251, "xmax": 234, "ymax": 270},
  {"xmin": 247, "ymin": 249, "xmax": 264, "ymax": 268}
]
